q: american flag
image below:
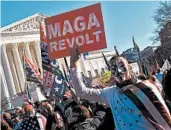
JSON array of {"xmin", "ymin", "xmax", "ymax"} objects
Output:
[
  {"xmin": 24, "ymin": 53, "xmax": 42, "ymax": 81},
  {"xmin": 18, "ymin": 113, "xmax": 46, "ymax": 130},
  {"xmin": 18, "ymin": 116, "xmax": 40, "ymax": 130}
]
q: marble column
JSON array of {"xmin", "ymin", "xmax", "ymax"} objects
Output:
[
  {"xmin": 1, "ymin": 45, "xmax": 16, "ymax": 96},
  {"xmin": 0, "ymin": 59, "xmax": 12, "ymax": 110},
  {"xmin": 12, "ymin": 43, "xmax": 25, "ymax": 92},
  {"xmin": 6, "ymin": 47, "xmax": 21, "ymax": 93},
  {"xmin": 18, "ymin": 45, "xmax": 25, "ymax": 65}
]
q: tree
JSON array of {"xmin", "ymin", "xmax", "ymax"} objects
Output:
[
  {"xmin": 151, "ymin": 1, "xmax": 171, "ymax": 44},
  {"xmin": 152, "ymin": 2, "xmax": 171, "ymax": 65},
  {"xmin": 154, "ymin": 43, "xmax": 171, "ymax": 66}
]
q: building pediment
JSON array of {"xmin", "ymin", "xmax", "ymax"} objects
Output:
[{"xmin": 1, "ymin": 13, "xmax": 48, "ymax": 33}]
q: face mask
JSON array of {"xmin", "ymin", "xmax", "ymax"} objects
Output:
[{"xmin": 110, "ymin": 58, "xmax": 128, "ymax": 82}]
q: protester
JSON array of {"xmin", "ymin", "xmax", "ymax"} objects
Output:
[
  {"xmin": 162, "ymin": 68, "xmax": 171, "ymax": 113},
  {"xmin": 15, "ymin": 107, "xmax": 25, "ymax": 120},
  {"xmin": 1, "ymin": 48, "xmax": 170, "ymax": 130},
  {"xmin": 163, "ymin": 68, "xmax": 171, "ymax": 101},
  {"xmin": 12, "ymin": 116, "xmax": 22, "ymax": 130},
  {"xmin": 39, "ymin": 101, "xmax": 49, "ymax": 119},
  {"xmin": 137, "ymin": 73, "xmax": 147, "ymax": 82},
  {"xmin": 18, "ymin": 104, "xmax": 47, "ymax": 130},
  {"xmin": 148, "ymin": 75, "xmax": 163, "ymax": 95},
  {"xmin": 1, "ymin": 117, "xmax": 12, "ymax": 130},
  {"xmin": 2, "ymin": 112, "xmax": 13, "ymax": 128},
  {"xmin": 46, "ymin": 103, "xmax": 65, "ymax": 130},
  {"xmin": 49, "ymin": 99, "xmax": 56, "ymax": 110},
  {"xmin": 162, "ymin": 70, "xmax": 167, "ymax": 86},
  {"xmin": 155, "ymin": 69, "xmax": 163, "ymax": 83},
  {"xmin": 69, "ymin": 47, "xmax": 171, "ymax": 130}
]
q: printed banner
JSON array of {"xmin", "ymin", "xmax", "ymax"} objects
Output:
[
  {"xmin": 45, "ymin": 3, "xmax": 107, "ymax": 59},
  {"xmin": 100, "ymin": 71, "xmax": 112, "ymax": 84},
  {"xmin": 24, "ymin": 53, "xmax": 42, "ymax": 82},
  {"xmin": 44, "ymin": 71, "xmax": 55, "ymax": 89},
  {"xmin": 51, "ymin": 75, "xmax": 67, "ymax": 98},
  {"xmin": 40, "ymin": 22, "xmax": 66, "ymax": 97}
]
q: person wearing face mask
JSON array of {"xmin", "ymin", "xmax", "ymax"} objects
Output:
[{"xmin": 69, "ymin": 47, "xmax": 171, "ymax": 130}]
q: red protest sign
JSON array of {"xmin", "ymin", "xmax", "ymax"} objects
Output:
[{"xmin": 45, "ymin": 3, "xmax": 107, "ymax": 59}]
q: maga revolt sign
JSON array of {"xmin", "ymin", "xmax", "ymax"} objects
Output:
[{"xmin": 45, "ymin": 3, "xmax": 107, "ymax": 59}]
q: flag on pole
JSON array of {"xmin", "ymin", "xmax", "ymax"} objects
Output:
[
  {"xmin": 132, "ymin": 36, "xmax": 143, "ymax": 73},
  {"xmin": 24, "ymin": 53, "xmax": 42, "ymax": 81},
  {"xmin": 161, "ymin": 59, "xmax": 171, "ymax": 71},
  {"xmin": 26, "ymin": 83, "xmax": 32, "ymax": 100},
  {"xmin": 102, "ymin": 53, "xmax": 110, "ymax": 70},
  {"xmin": 133, "ymin": 36, "xmax": 140, "ymax": 53},
  {"xmin": 114, "ymin": 46, "xmax": 119, "ymax": 56},
  {"xmin": 40, "ymin": 21, "xmax": 66, "ymax": 98},
  {"xmin": 23, "ymin": 51, "xmax": 33, "ymax": 100}
]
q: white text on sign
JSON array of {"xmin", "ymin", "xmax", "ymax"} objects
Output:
[{"xmin": 47, "ymin": 13, "xmax": 101, "ymax": 52}]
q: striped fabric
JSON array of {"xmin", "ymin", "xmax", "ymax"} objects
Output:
[
  {"xmin": 121, "ymin": 81, "xmax": 171, "ymax": 130},
  {"xmin": 18, "ymin": 113, "xmax": 46, "ymax": 130},
  {"xmin": 24, "ymin": 54, "xmax": 42, "ymax": 81}
]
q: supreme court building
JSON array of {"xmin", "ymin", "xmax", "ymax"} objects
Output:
[{"xmin": 0, "ymin": 13, "xmax": 115, "ymax": 109}]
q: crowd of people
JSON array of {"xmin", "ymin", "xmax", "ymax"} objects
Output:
[
  {"xmin": 1, "ymin": 47, "xmax": 171, "ymax": 130},
  {"xmin": 1, "ymin": 89, "xmax": 115, "ymax": 130}
]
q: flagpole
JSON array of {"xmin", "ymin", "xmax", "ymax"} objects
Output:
[
  {"xmin": 137, "ymin": 51, "xmax": 143, "ymax": 73},
  {"xmin": 22, "ymin": 48, "xmax": 29, "ymax": 98},
  {"xmin": 64, "ymin": 57, "xmax": 69, "ymax": 70},
  {"xmin": 102, "ymin": 52, "xmax": 110, "ymax": 70},
  {"xmin": 63, "ymin": 57, "xmax": 69, "ymax": 81},
  {"xmin": 132, "ymin": 36, "xmax": 143, "ymax": 73},
  {"xmin": 114, "ymin": 46, "xmax": 119, "ymax": 56},
  {"xmin": 62, "ymin": 64, "xmax": 68, "ymax": 82},
  {"xmin": 63, "ymin": 58, "xmax": 80, "ymax": 103}
]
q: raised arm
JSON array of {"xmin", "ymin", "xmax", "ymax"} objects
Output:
[
  {"xmin": 69, "ymin": 47, "xmax": 115, "ymax": 105},
  {"xmin": 70, "ymin": 68, "xmax": 106, "ymax": 103}
]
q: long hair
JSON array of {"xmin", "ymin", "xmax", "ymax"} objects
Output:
[{"xmin": 163, "ymin": 68, "xmax": 171, "ymax": 100}]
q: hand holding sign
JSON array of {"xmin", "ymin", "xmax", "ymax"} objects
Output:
[
  {"xmin": 45, "ymin": 3, "xmax": 107, "ymax": 59},
  {"xmin": 70, "ymin": 46, "xmax": 81, "ymax": 68}
]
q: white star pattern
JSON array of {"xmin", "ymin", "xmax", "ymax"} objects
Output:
[
  {"xmin": 54, "ymin": 87, "xmax": 59, "ymax": 92},
  {"xmin": 18, "ymin": 117, "xmax": 41, "ymax": 130}
]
